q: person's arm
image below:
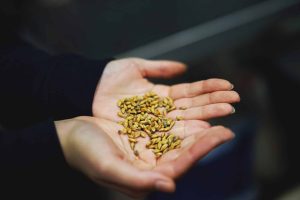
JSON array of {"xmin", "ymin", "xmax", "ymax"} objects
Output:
[
  {"xmin": 0, "ymin": 41, "xmax": 112, "ymax": 127},
  {"xmin": 0, "ymin": 116, "xmax": 176, "ymax": 198},
  {"xmin": 0, "ymin": 55, "xmax": 240, "ymax": 198},
  {"xmin": 0, "ymin": 119, "xmax": 65, "ymax": 170}
]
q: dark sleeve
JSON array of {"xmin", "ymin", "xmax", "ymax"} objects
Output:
[
  {"xmin": 0, "ymin": 42, "xmax": 113, "ymax": 127},
  {"xmin": 1, "ymin": 122, "xmax": 106, "ymax": 199},
  {"xmin": 0, "ymin": 119, "xmax": 65, "ymax": 171},
  {"xmin": 0, "ymin": 119, "xmax": 101, "ymax": 198}
]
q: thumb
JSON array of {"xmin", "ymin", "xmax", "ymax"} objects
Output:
[{"xmin": 134, "ymin": 58, "xmax": 187, "ymax": 78}]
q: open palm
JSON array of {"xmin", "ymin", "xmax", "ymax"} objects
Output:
[{"xmin": 92, "ymin": 58, "xmax": 240, "ymax": 172}]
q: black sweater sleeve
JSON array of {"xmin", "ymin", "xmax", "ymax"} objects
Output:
[
  {"xmin": 0, "ymin": 41, "xmax": 112, "ymax": 171},
  {"xmin": 0, "ymin": 42, "xmax": 112, "ymax": 127},
  {"xmin": 0, "ymin": 119, "xmax": 103, "ymax": 198},
  {"xmin": 0, "ymin": 119, "xmax": 64, "ymax": 170}
]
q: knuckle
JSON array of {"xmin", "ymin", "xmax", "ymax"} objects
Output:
[{"xmin": 208, "ymin": 93, "xmax": 214, "ymax": 104}]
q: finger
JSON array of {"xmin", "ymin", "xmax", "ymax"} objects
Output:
[
  {"xmin": 174, "ymin": 90, "xmax": 240, "ymax": 109},
  {"xmin": 170, "ymin": 78, "xmax": 233, "ymax": 100},
  {"xmin": 96, "ymin": 157, "xmax": 175, "ymax": 193},
  {"xmin": 135, "ymin": 58, "xmax": 187, "ymax": 78},
  {"xmin": 155, "ymin": 126, "xmax": 234, "ymax": 179},
  {"xmin": 169, "ymin": 120, "xmax": 210, "ymax": 139},
  {"xmin": 168, "ymin": 103, "xmax": 235, "ymax": 120}
]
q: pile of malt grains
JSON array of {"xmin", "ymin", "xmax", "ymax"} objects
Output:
[{"xmin": 117, "ymin": 91, "xmax": 185, "ymax": 158}]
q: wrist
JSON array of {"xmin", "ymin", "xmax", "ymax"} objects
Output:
[
  {"xmin": 54, "ymin": 117, "xmax": 96, "ymax": 169},
  {"xmin": 54, "ymin": 119, "xmax": 76, "ymax": 166}
]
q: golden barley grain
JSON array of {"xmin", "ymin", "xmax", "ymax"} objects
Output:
[
  {"xmin": 117, "ymin": 91, "xmax": 182, "ymax": 158},
  {"xmin": 176, "ymin": 116, "xmax": 184, "ymax": 121},
  {"xmin": 153, "ymin": 149, "xmax": 161, "ymax": 153},
  {"xmin": 135, "ymin": 132, "xmax": 141, "ymax": 138},
  {"xmin": 134, "ymin": 150, "xmax": 139, "ymax": 156},
  {"xmin": 128, "ymin": 138, "xmax": 137, "ymax": 143},
  {"xmin": 157, "ymin": 142, "xmax": 162, "ymax": 150},
  {"xmin": 155, "ymin": 152, "xmax": 163, "ymax": 158},
  {"xmin": 141, "ymin": 132, "xmax": 147, "ymax": 138},
  {"xmin": 161, "ymin": 144, "xmax": 168, "ymax": 151}
]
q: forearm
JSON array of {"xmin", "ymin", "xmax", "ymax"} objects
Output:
[
  {"xmin": 0, "ymin": 41, "xmax": 112, "ymax": 127},
  {"xmin": 0, "ymin": 119, "xmax": 65, "ymax": 170}
]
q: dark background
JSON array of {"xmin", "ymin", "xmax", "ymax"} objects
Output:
[{"xmin": 1, "ymin": 0, "xmax": 300, "ymax": 199}]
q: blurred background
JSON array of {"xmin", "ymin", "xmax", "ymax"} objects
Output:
[{"xmin": 2, "ymin": 0, "xmax": 300, "ymax": 199}]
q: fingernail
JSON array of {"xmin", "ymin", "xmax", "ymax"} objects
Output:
[
  {"xmin": 231, "ymin": 106, "xmax": 236, "ymax": 114},
  {"xmin": 230, "ymin": 84, "xmax": 234, "ymax": 90},
  {"xmin": 155, "ymin": 180, "xmax": 170, "ymax": 191}
]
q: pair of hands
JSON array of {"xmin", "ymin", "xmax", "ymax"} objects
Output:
[{"xmin": 55, "ymin": 58, "xmax": 240, "ymax": 198}]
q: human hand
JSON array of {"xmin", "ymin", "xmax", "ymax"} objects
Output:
[
  {"xmin": 55, "ymin": 116, "xmax": 175, "ymax": 198},
  {"xmin": 93, "ymin": 58, "xmax": 239, "ymax": 122},
  {"xmin": 55, "ymin": 116, "xmax": 234, "ymax": 198},
  {"xmin": 91, "ymin": 57, "xmax": 239, "ymax": 184}
]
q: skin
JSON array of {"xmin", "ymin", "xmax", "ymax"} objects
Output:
[{"xmin": 55, "ymin": 58, "xmax": 240, "ymax": 199}]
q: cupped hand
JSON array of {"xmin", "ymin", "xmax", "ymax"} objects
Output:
[
  {"xmin": 91, "ymin": 58, "xmax": 239, "ymax": 193},
  {"xmin": 55, "ymin": 116, "xmax": 234, "ymax": 199},
  {"xmin": 55, "ymin": 116, "xmax": 174, "ymax": 198},
  {"xmin": 92, "ymin": 58, "xmax": 240, "ymax": 122},
  {"xmin": 92, "ymin": 57, "xmax": 239, "ymax": 167}
]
